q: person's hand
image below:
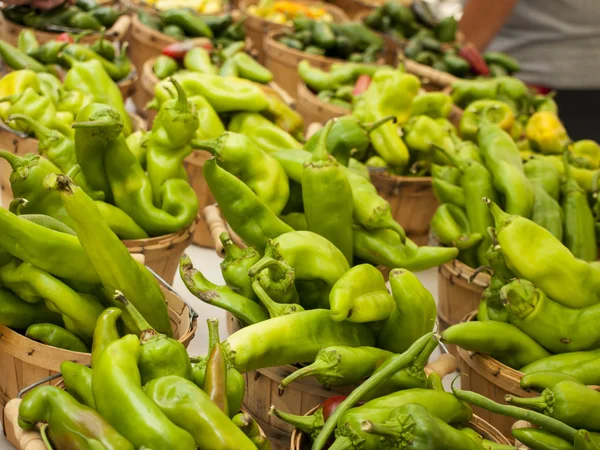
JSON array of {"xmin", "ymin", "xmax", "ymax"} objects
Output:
[{"xmin": 3, "ymin": 0, "xmax": 70, "ymax": 11}]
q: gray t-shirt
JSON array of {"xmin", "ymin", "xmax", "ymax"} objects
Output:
[{"xmin": 486, "ymin": 0, "xmax": 600, "ymax": 89}]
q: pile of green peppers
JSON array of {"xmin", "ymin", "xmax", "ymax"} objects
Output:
[
  {"xmin": 2, "ymin": 0, "xmax": 124, "ymax": 31},
  {"xmin": 138, "ymin": 9, "xmax": 245, "ymax": 47},
  {"xmin": 18, "ymin": 310, "xmax": 265, "ymax": 449},
  {"xmin": 153, "ymin": 43, "xmax": 273, "ymax": 84},
  {"xmin": 277, "ymin": 17, "xmax": 384, "ymax": 62},
  {"xmin": 0, "ymin": 30, "xmax": 132, "ymax": 81}
]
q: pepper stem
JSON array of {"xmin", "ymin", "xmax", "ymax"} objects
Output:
[
  {"xmin": 278, "ymin": 351, "xmax": 339, "ymax": 393},
  {"xmin": 247, "ymin": 256, "xmax": 290, "ymax": 279},
  {"xmin": 43, "ymin": 173, "xmax": 73, "ymax": 194},
  {"xmin": 207, "ymin": 318, "xmax": 220, "ymax": 354},
  {"xmin": 58, "ymin": 52, "xmax": 77, "ymax": 67},
  {"xmin": 363, "ymin": 115, "xmax": 396, "ymax": 133},
  {"xmin": 170, "ymin": 77, "xmax": 188, "ymax": 113},
  {"xmin": 8, "ymin": 114, "xmax": 54, "ymax": 143},
  {"xmin": 0, "ymin": 149, "xmax": 24, "ymax": 171},
  {"xmin": 252, "ymin": 280, "xmax": 304, "ymax": 318},
  {"xmin": 505, "ymin": 394, "xmax": 550, "ymax": 413},
  {"xmin": 219, "ymin": 232, "xmax": 245, "ymax": 262},
  {"xmin": 326, "ymin": 436, "xmax": 359, "ymax": 450},
  {"xmin": 431, "ymin": 143, "xmax": 463, "ymax": 170},
  {"xmin": 190, "ymin": 135, "xmax": 224, "ymax": 156},
  {"xmin": 483, "ymin": 197, "xmax": 512, "ymax": 230},
  {"xmin": 268, "ymin": 405, "xmax": 324, "ymax": 436},
  {"xmin": 39, "ymin": 423, "xmax": 54, "ymax": 450},
  {"xmin": 360, "ymin": 420, "xmax": 403, "ymax": 439},
  {"xmin": 9, "ymin": 198, "xmax": 27, "ymax": 215},
  {"xmin": 113, "ymin": 290, "xmax": 157, "ymax": 340},
  {"xmin": 312, "ymin": 120, "xmax": 334, "ymax": 162}
]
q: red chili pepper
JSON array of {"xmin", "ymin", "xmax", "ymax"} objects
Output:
[
  {"xmin": 162, "ymin": 38, "xmax": 213, "ymax": 60},
  {"xmin": 56, "ymin": 32, "xmax": 74, "ymax": 43},
  {"xmin": 352, "ymin": 75, "xmax": 371, "ymax": 96},
  {"xmin": 458, "ymin": 42, "xmax": 490, "ymax": 76},
  {"xmin": 321, "ymin": 396, "xmax": 347, "ymax": 420}
]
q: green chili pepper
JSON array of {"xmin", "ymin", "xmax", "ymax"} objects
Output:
[
  {"xmin": 153, "ymin": 55, "xmax": 179, "ymax": 79},
  {"xmin": 219, "ymin": 56, "xmax": 239, "ymax": 76},
  {"xmin": 183, "ymin": 47, "xmax": 217, "ymax": 74},
  {"xmin": 192, "ymin": 132, "xmax": 289, "ymax": 215},
  {"xmin": 460, "ymin": 99, "xmax": 515, "ymax": 141},
  {"xmin": 484, "ymin": 52, "xmax": 520, "ymax": 73},
  {"xmin": 410, "ymin": 92, "xmax": 453, "ymax": 119},
  {"xmin": 46, "ymin": 174, "xmax": 173, "ymax": 336},
  {"xmin": 430, "ymin": 204, "xmax": 483, "ymax": 250},
  {"xmin": 203, "ymin": 158, "xmax": 293, "ymax": 250},
  {"xmin": 180, "ymin": 254, "xmax": 268, "ymax": 325},
  {"xmin": 526, "ymin": 111, "xmax": 570, "ymax": 154},
  {"xmin": 269, "ymin": 406, "xmax": 323, "ymax": 440},
  {"xmin": 93, "ymin": 335, "xmax": 196, "ymax": 449},
  {"xmin": 91, "ymin": 6, "xmax": 123, "ymax": 28},
  {"xmin": 251, "ymin": 253, "xmax": 300, "ymax": 306},
  {"xmin": 441, "ymin": 320, "xmax": 551, "ymax": 369},
  {"xmin": 138, "ymin": 10, "xmax": 163, "ymax": 30},
  {"xmin": 26, "ymin": 323, "xmax": 89, "ymax": 352},
  {"xmin": 520, "ymin": 371, "xmax": 585, "ymax": 391},
  {"xmin": 252, "ymin": 280, "xmax": 304, "ymax": 318},
  {"xmin": 223, "ymin": 309, "xmax": 375, "ymax": 373},
  {"xmin": 219, "ymin": 233, "xmax": 261, "ymax": 300},
  {"xmin": 571, "ymin": 140, "xmax": 600, "ymax": 169},
  {"xmin": 576, "ymin": 430, "xmax": 600, "ymax": 449},
  {"xmin": 63, "ymin": 57, "xmax": 132, "ymax": 135},
  {"xmin": 62, "ymin": 43, "xmax": 130, "ymax": 82},
  {"xmin": 228, "ymin": 112, "xmax": 302, "ymax": 153},
  {"xmin": 91, "ymin": 28, "xmax": 115, "ymax": 61},
  {"xmin": 91, "ymin": 307, "xmax": 121, "ymax": 368},
  {"xmin": 19, "ymin": 385, "xmax": 134, "ymax": 450},
  {"xmin": 486, "ymin": 198, "xmax": 600, "ymax": 308},
  {"xmin": 512, "ymin": 427, "xmax": 572, "ymax": 450},
  {"xmin": 0, "ymin": 40, "xmax": 48, "ymax": 72},
  {"xmin": 506, "ymin": 381, "xmax": 600, "ymax": 431},
  {"xmin": 521, "ymin": 351, "xmax": 600, "ymax": 386},
  {"xmin": 162, "ymin": 24, "xmax": 185, "ymax": 39},
  {"xmin": 451, "ymin": 78, "xmax": 498, "ymax": 108},
  {"xmin": 17, "ymin": 30, "xmax": 38, "ymax": 54},
  {"xmin": 477, "ymin": 236, "xmax": 512, "ymax": 322},
  {"xmin": 0, "ymin": 258, "xmax": 103, "ymax": 341},
  {"xmin": 161, "ymin": 9, "xmax": 213, "ymax": 38},
  {"xmin": 0, "ymin": 287, "xmax": 62, "ymax": 330},
  {"xmin": 431, "ymin": 165, "xmax": 465, "ymax": 207},
  {"xmin": 26, "ymin": 40, "xmax": 67, "ymax": 65},
  {"xmin": 231, "ymin": 52, "xmax": 273, "ymax": 84},
  {"xmin": 67, "ymin": 11, "xmax": 103, "ymax": 29},
  {"xmin": 204, "ymin": 340, "xmax": 229, "ymax": 415},
  {"xmin": 94, "ymin": 201, "xmax": 149, "ymax": 239},
  {"xmin": 362, "ymin": 403, "xmax": 483, "ymax": 450},
  {"xmin": 60, "ymin": 361, "xmax": 95, "ymax": 408}
]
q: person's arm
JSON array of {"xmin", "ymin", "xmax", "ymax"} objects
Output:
[{"xmin": 459, "ymin": 0, "xmax": 520, "ymax": 51}]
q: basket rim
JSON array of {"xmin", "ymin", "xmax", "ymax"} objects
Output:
[
  {"xmin": 439, "ymin": 258, "xmax": 491, "ymax": 288},
  {"xmin": 121, "ymin": 215, "xmax": 199, "ymax": 246},
  {"xmin": 368, "ymin": 169, "xmax": 432, "ymax": 184}
]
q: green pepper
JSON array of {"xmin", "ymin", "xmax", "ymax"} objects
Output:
[
  {"xmin": 512, "ymin": 427, "xmax": 571, "ymax": 450},
  {"xmin": 188, "ymin": 94, "xmax": 225, "ymax": 139},
  {"xmin": 411, "ymin": 92, "xmax": 453, "ymax": 119},
  {"xmin": 434, "ymin": 16, "xmax": 458, "ymax": 42},
  {"xmin": 570, "ymin": 140, "xmax": 600, "ymax": 169},
  {"xmin": 160, "ymin": 9, "xmax": 213, "ymax": 38},
  {"xmin": 162, "ymin": 24, "xmax": 185, "ymax": 39},
  {"xmin": 523, "ymin": 158, "xmax": 563, "ymax": 240},
  {"xmin": 6, "ymin": 88, "xmax": 72, "ymax": 138},
  {"xmin": 478, "ymin": 238, "xmax": 512, "ymax": 322},
  {"xmin": 181, "ymin": 254, "xmax": 268, "ymax": 325},
  {"xmin": 223, "ymin": 309, "xmax": 374, "ymax": 373},
  {"xmin": 522, "ymin": 353, "xmax": 600, "ymax": 387},
  {"xmin": 62, "ymin": 43, "xmax": 130, "ymax": 82},
  {"xmin": 0, "ymin": 69, "xmax": 40, "ymax": 97},
  {"xmin": 297, "ymin": 60, "xmax": 381, "ymax": 92},
  {"xmin": 17, "ymin": 29, "xmax": 38, "ymax": 54},
  {"xmin": 91, "ymin": 6, "xmax": 124, "ymax": 28},
  {"xmin": 430, "ymin": 204, "xmax": 483, "ymax": 250},
  {"xmin": 228, "ymin": 112, "xmax": 302, "ymax": 153},
  {"xmin": 145, "ymin": 79, "xmax": 198, "ymax": 205},
  {"xmin": 138, "ymin": 10, "xmax": 163, "ymax": 30},
  {"xmin": 576, "ymin": 430, "xmax": 600, "ymax": 449},
  {"xmin": 261, "ymin": 89, "xmax": 304, "ymax": 136},
  {"xmin": 431, "ymin": 164, "xmax": 465, "ymax": 207},
  {"xmin": 116, "ymin": 291, "xmax": 193, "ymax": 384},
  {"xmin": 0, "ymin": 40, "xmax": 48, "ymax": 72},
  {"xmin": 521, "ymin": 371, "xmax": 587, "ymax": 392},
  {"xmin": 460, "ymin": 99, "xmax": 515, "ymax": 141},
  {"xmin": 218, "ymin": 233, "xmax": 261, "ymax": 300},
  {"xmin": 91, "ymin": 307, "xmax": 122, "ymax": 368},
  {"xmin": 144, "ymin": 375, "xmax": 256, "ymax": 449},
  {"xmin": 0, "ymin": 287, "xmax": 62, "ymax": 330},
  {"xmin": 67, "ymin": 11, "xmax": 103, "ymax": 29},
  {"xmin": 484, "ymin": 51, "xmax": 520, "ymax": 73},
  {"xmin": 479, "ymin": 124, "xmax": 534, "ymax": 217},
  {"xmin": 151, "ymin": 72, "xmax": 269, "ymax": 113},
  {"xmin": 183, "ymin": 47, "xmax": 217, "ymax": 74},
  {"xmin": 19, "ymin": 386, "xmax": 134, "ymax": 450},
  {"xmin": 192, "ymin": 132, "xmax": 289, "ymax": 215},
  {"xmin": 329, "ymin": 264, "xmax": 395, "ymax": 322},
  {"xmin": 443, "ymin": 53, "xmax": 470, "ymax": 76},
  {"xmin": 0, "ymin": 258, "xmax": 103, "ymax": 341},
  {"xmin": 404, "ymin": 115, "xmax": 456, "ymax": 164},
  {"xmin": 230, "ymin": 52, "xmax": 272, "ymax": 84},
  {"xmin": 27, "ymin": 40, "xmax": 67, "ymax": 65},
  {"xmin": 301, "ymin": 121, "xmax": 354, "ymax": 264},
  {"xmin": 46, "ymin": 173, "xmax": 173, "ymax": 336},
  {"xmin": 90, "ymin": 28, "xmax": 115, "ymax": 61},
  {"xmin": 60, "ymin": 361, "xmax": 95, "ymax": 409},
  {"xmin": 63, "ymin": 57, "xmax": 132, "ymax": 135},
  {"xmin": 93, "ymin": 335, "xmax": 196, "ymax": 449},
  {"xmin": 94, "ymin": 201, "xmax": 149, "ymax": 240},
  {"xmin": 451, "ymin": 78, "xmax": 498, "ymax": 108},
  {"xmin": 507, "ymin": 381, "xmax": 600, "ymax": 431},
  {"xmin": 330, "ymin": 22, "xmax": 383, "ymax": 52},
  {"xmin": 562, "ymin": 152, "xmax": 597, "ymax": 260},
  {"xmin": 203, "ymin": 158, "xmax": 292, "ymax": 250},
  {"xmin": 526, "ymin": 111, "xmax": 570, "ymax": 154},
  {"xmin": 26, "ymin": 323, "xmax": 89, "ymax": 352}
]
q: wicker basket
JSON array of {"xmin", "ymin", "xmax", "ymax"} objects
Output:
[
  {"xmin": 0, "ymin": 282, "xmax": 197, "ymax": 427},
  {"xmin": 296, "ymin": 81, "xmax": 349, "ymax": 129},
  {"xmin": 239, "ymin": 0, "xmax": 349, "ymax": 63},
  {"xmin": 264, "ymin": 29, "xmax": 390, "ymax": 99},
  {"xmin": 0, "ymin": 13, "xmax": 131, "ymax": 46},
  {"xmin": 369, "ymin": 171, "xmax": 437, "ymax": 246},
  {"xmin": 291, "ymin": 407, "xmax": 512, "ymax": 449},
  {"xmin": 0, "ymin": 112, "xmax": 146, "ymax": 206}
]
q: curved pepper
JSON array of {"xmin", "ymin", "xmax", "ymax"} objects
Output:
[
  {"xmin": 60, "ymin": 361, "xmax": 95, "ymax": 408},
  {"xmin": 0, "ymin": 287, "xmax": 62, "ymax": 330},
  {"xmin": 362, "ymin": 403, "xmax": 483, "ymax": 450},
  {"xmin": 93, "ymin": 335, "xmax": 196, "ymax": 449},
  {"xmin": 441, "ymin": 320, "xmax": 551, "ymax": 369},
  {"xmin": 144, "ymin": 376, "xmax": 257, "ymax": 450},
  {"xmin": 0, "ymin": 40, "xmax": 48, "ymax": 72},
  {"xmin": 430, "ymin": 204, "xmax": 483, "ymax": 250},
  {"xmin": 521, "ymin": 349, "xmax": 600, "ymax": 375},
  {"xmin": 188, "ymin": 94, "xmax": 226, "ymax": 140},
  {"xmin": 228, "ymin": 112, "xmax": 302, "ymax": 153},
  {"xmin": 478, "ymin": 237, "xmax": 512, "ymax": 322},
  {"xmin": 524, "ymin": 157, "xmax": 563, "ymax": 239},
  {"xmin": 231, "ymin": 52, "xmax": 273, "ymax": 83},
  {"xmin": 459, "ymin": 99, "xmax": 515, "ymax": 141},
  {"xmin": 302, "ymin": 121, "xmax": 354, "ymax": 264},
  {"xmin": 451, "ymin": 78, "xmax": 498, "ymax": 108},
  {"xmin": 486, "ymin": 198, "xmax": 600, "ymax": 308},
  {"xmin": 46, "ymin": 174, "xmax": 173, "ymax": 335},
  {"xmin": 431, "ymin": 164, "xmax": 465, "ymax": 207},
  {"xmin": 6, "ymin": 88, "xmax": 72, "ymax": 138},
  {"xmin": 507, "ymin": 381, "xmax": 600, "ymax": 431},
  {"xmin": 116, "ymin": 290, "xmax": 193, "ymax": 384},
  {"xmin": 252, "ymin": 280, "xmax": 304, "ymax": 318},
  {"xmin": 219, "ymin": 232, "xmax": 261, "ymax": 300},
  {"xmin": 91, "ymin": 307, "xmax": 122, "ymax": 368},
  {"xmin": 411, "ymin": 92, "xmax": 453, "ymax": 119},
  {"xmin": 223, "ymin": 309, "xmax": 375, "ymax": 373},
  {"xmin": 520, "ymin": 371, "xmax": 584, "ymax": 391},
  {"xmin": 329, "ymin": 264, "xmax": 394, "ymax": 322},
  {"xmin": 18, "ymin": 386, "xmax": 134, "ymax": 450},
  {"xmin": 192, "ymin": 132, "xmax": 289, "ymax": 215},
  {"xmin": 180, "ymin": 254, "xmax": 268, "ymax": 325},
  {"xmin": 94, "ymin": 201, "xmax": 149, "ymax": 239},
  {"xmin": 0, "ymin": 258, "xmax": 103, "ymax": 341},
  {"xmin": 146, "ymin": 79, "xmax": 198, "ymax": 206},
  {"xmin": 204, "ymin": 340, "xmax": 229, "ymax": 415},
  {"xmin": 571, "ymin": 140, "xmax": 600, "ymax": 169},
  {"xmin": 26, "ymin": 323, "xmax": 89, "ymax": 352},
  {"xmin": 183, "ymin": 47, "xmax": 217, "ymax": 74},
  {"xmin": 526, "ymin": 111, "xmax": 570, "ymax": 154},
  {"xmin": 153, "ymin": 55, "xmax": 179, "ymax": 79}
]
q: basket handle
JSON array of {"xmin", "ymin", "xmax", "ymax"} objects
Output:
[
  {"xmin": 131, "ymin": 253, "xmax": 146, "ymax": 264},
  {"xmin": 512, "ymin": 420, "xmax": 532, "ymax": 449},
  {"xmin": 306, "ymin": 122, "xmax": 323, "ymax": 139},
  {"xmin": 5, "ymin": 399, "xmax": 47, "ymax": 450},
  {"xmin": 268, "ymin": 81, "xmax": 296, "ymax": 108},
  {"xmin": 107, "ymin": 15, "xmax": 131, "ymax": 41},
  {"xmin": 203, "ymin": 204, "xmax": 227, "ymax": 258},
  {"xmin": 424, "ymin": 353, "xmax": 457, "ymax": 377}
]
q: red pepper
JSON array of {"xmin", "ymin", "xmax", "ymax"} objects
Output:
[
  {"xmin": 56, "ymin": 32, "xmax": 74, "ymax": 43},
  {"xmin": 162, "ymin": 38, "xmax": 213, "ymax": 60},
  {"xmin": 458, "ymin": 42, "xmax": 490, "ymax": 76},
  {"xmin": 322, "ymin": 396, "xmax": 347, "ymax": 420},
  {"xmin": 352, "ymin": 75, "xmax": 371, "ymax": 96}
]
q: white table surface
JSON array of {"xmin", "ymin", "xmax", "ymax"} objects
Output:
[{"xmin": 0, "ymin": 245, "xmax": 449, "ymax": 449}]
